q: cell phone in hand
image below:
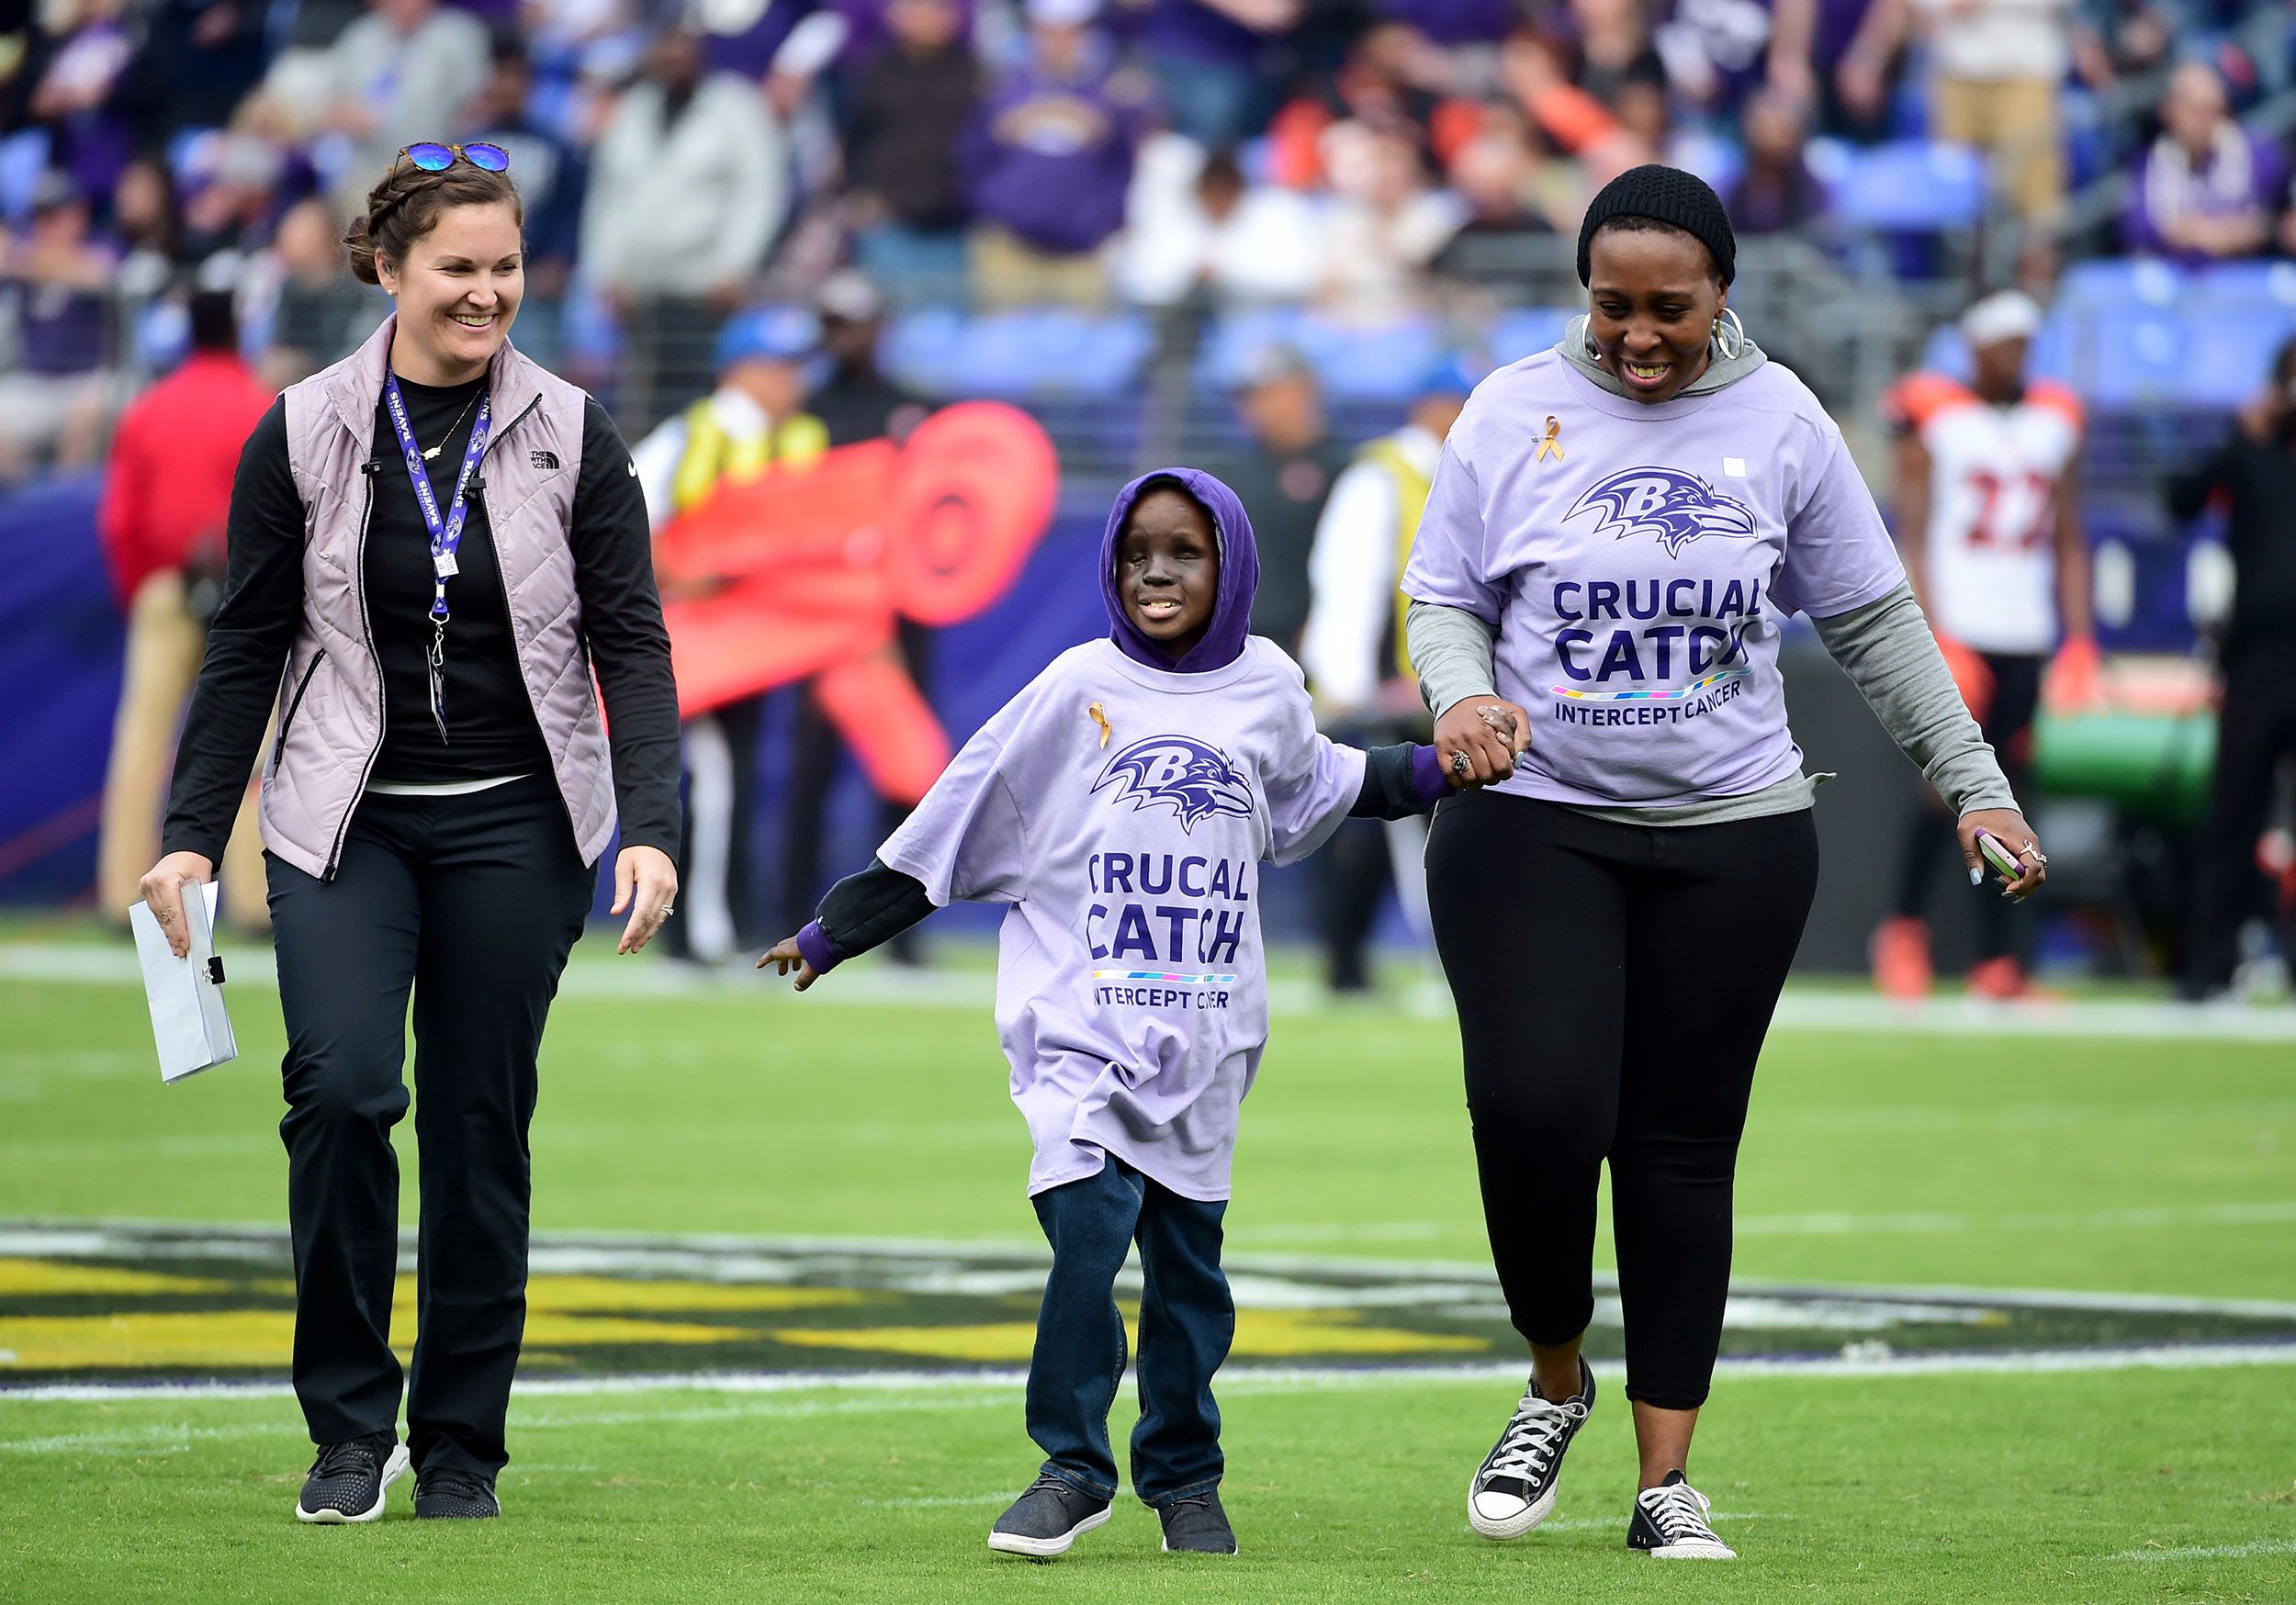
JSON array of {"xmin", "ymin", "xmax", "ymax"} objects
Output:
[{"xmin": 1974, "ymin": 828, "xmax": 2022, "ymax": 885}]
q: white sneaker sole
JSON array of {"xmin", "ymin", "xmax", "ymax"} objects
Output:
[
  {"xmin": 1647, "ymin": 1540, "xmax": 1737, "ymax": 1560},
  {"xmin": 1467, "ymin": 1482, "xmax": 1557, "ymax": 1541},
  {"xmin": 296, "ymin": 1443, "xmax": 410, "ymax": 1524},
  {"xmin": 987, "ymin": 1507, "xmax": 1109, "ymax": 1559}
]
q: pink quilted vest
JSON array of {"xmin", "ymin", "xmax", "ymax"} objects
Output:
[{"xmin": 259, "ymin": 316, "xmax": 617, "ymax": 880}]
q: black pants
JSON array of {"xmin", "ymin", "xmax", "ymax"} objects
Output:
[
  {"xmin": 669, "ymin": 696, "xmax": 765, "ymax": 960},
  {"xmin": 2184, "ymin": 638, "xmax": 2296, "ymax": 992},
  {"xmin": 1892, "ymin": 650, "xmax": 2042, "ymax": 963},
  {"xmin": 1028, "ymin": 1158, "xmax": 1232, "ymax": 1506},
  {"xmin": 266, "ymin": 775, "xmax": 593, "ymax": 1476},
  {"xmin": 1425, "ymin": 791, "xmax": 1818, "ymax": 1410}
]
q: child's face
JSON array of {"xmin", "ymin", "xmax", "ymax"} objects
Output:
[{"xmin": 1117, "ymin": 488, "xmax": 1219, "ymax": 657}]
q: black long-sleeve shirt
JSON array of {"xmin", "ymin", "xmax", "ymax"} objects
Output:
[
  {"xmin": 162, "ymin": 381, "xmax": 681, "ymax": 863},
  {"xmin": 2168, "ymin": 426, "xmax": 2296, "ymax": 662}
]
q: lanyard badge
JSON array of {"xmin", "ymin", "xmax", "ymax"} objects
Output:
[{"xmin": 382, "ymin": 374, "xmax": 491, "ymax": 742}]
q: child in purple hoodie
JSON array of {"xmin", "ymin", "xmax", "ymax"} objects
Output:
[{"xmin": 762, "ymin": 467, "xmax": 1493, "ymax": 1559}]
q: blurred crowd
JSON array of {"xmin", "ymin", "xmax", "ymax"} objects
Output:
[{"xmin": 9, "ymin": 0, "xmax": 2296, "ymax": 471}]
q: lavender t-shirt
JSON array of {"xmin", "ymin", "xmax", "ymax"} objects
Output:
[
  {"xmin": 879, "ymin": 636, "xmax": 1366, "ymax": 1201},
  {"xmin": 1402, "ymin": 351, "xmax": 1906, "ymax": 809}
]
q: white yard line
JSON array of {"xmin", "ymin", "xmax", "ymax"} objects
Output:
[
  {"xmin": 2114, "ymin": 1538, "xmax": 2296, "ymax": 1563},
  {"xmin": 6, "ymin": 1343, "xmax": 2294, "ymax": 1417},
  {"xmin": 6, "ymin": 942, "xmax": 2295, "ymax": 1039}
]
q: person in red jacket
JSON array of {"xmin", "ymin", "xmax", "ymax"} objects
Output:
[{"xmin": 96, "ymin": 291, "xmax": 276, "ymax": 929}]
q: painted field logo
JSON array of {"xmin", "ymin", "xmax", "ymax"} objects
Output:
[
  {"xmin": 1568, "ymin": 467, "xmax": 1758, "ymax": 557},
  {"xmin": 4, "ymin": 1224, "xmax": 2294, "ymax": 1387},
  {"xmin": 1092, "ymin": 736, "xmax": 1254, "ymax": 833}
]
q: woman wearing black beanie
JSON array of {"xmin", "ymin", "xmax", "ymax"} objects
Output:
[{"xmin": 1403, "ymin": 166, "xmax": 2048, "ymax": 1558}]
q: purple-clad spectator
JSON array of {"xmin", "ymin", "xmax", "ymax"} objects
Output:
[
  {"xmin": 1119, "ymin": 0, "xmax": 1300, "ymax": 147},
  {"xmin": 843, "ymin": 0, "xmax": 980, "ymax": 297},
  {"xmin": 25, "ymin": 0, "xmax": 137, "ymax": 206},
  {"xmin": 1767, "ymin": 0, "xmax": 1908, "ymax": 141},
  {"xmin": 0, "ymin": 174, "xmax": 120, "ymax": 477},
  {"xmin": 1378, "ymin": 0, "xmax": 1515, "ymax": 46},
  {"xmin": 2124, "ymin": 62, "xmax": 2283, "ymax": 263},
  {"xmin": 1728, "ymin": 85, "xmax": 1829, "ymax": 234},
  {"xmin": 962, "ymin": 0, "xmax": 1152, "ymax": 309}
]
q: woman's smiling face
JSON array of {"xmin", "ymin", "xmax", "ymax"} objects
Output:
[
  {"xmin": 377, "ymin": 200, "xmax": 523, "ymax": 384},
  {"xmin": 1585, "ymin": 222, "xmax": 1727, "ymax": 405}
]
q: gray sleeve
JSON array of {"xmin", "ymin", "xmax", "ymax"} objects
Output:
[
  {"xmin": 1405, "ymin": 600, "xmax": 1500, "ymax": 716},
  {"xmin": 1810, "ymin": 579, "xmax": 2019, "ymax": 815}
]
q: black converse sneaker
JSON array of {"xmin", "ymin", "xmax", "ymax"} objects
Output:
[
  {"xmin": 986, "ymin": 1473, "xmax": 1113, "ymax": 1560},
  {"xmin": 1157, "ymin": 1489, "xmax": 1237, "ymax": 1554},
  {"xmin": 1467, "ymin": 1358, "xmax": 1595, "ymax": 1539},
  {"xmin": 295, "ymin": 1432, "xmax": 409, "ymax": 1524},
  {"xmin": 413, "ymin": 1468, "xmax": 501, "ymax": 1519},
  {"xmin": 1628, "ymin": 1470, "xmax": 1737, "ymax": 1559}
]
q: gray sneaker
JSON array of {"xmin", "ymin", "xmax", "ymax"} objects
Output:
[
  {"xmin": 986, "ymin": 1473, "xmax": 1113, "ymax": 1560},
  {"xmin": 1156, "ymin": 1490, "xmax": 1237, "ymax": 1554}
]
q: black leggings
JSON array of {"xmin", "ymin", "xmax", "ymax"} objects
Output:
[{"xmin": 1425, "ymin": 791, "xmax": 1818, "ymax": 1410}]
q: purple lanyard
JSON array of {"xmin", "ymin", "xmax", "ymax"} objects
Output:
[{"xmin": 382, "ymin": 374, "xmax": 491, "ymax": 741}]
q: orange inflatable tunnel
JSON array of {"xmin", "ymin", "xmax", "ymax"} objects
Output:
[{"xmin": 654, "ymin": 401, "xmax": 1058, "ymax": 806}]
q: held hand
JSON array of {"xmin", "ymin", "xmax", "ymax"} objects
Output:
[
  {"xmin": 1960, "ymin": 809, "xmax": 2047, "ymax": 901},
  {"xmin": 611, "ymin": 845, "xmax": 680, "ymax": 955},
  {"xmin": 758, "ymin": 935, "xmax": 821, "ymax": 992},
  {"xmin": 1434, "ymin": 697, "xmax": 1532, "ymax": 788},
  {"xmin": 139, "ymin": 851, "xmax": 216, "ymax": 960}
]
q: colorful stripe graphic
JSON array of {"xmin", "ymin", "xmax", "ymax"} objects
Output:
[
  {"xmin": 1092, "ymin": 971, "xmax": 1240, "ymax": 984},
  {"xmin": 1550, "ymin": 668, "xmax": 1750, "ymax": 702}
]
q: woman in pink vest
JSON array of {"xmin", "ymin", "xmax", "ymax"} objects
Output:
[{"xmin": 137, "ymin": 146, "xmax": 681, "ymax": 1524}]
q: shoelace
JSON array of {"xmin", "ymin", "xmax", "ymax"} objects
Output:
[
  {"xmin": 1163, "ymin": 1494, "xmax": 1216, "ymax": 1520},
  {"xmin": 310, "ymin": 1439, "xmax": 383, "ymax": 1480},
  {"xmin": 421, "ymin": 1470, "xmax": 492, "ymax": 1502},
  {"xmin": 1021, "ymin": 1472, "xmax": 1084, "ymax": 1503},
  {"xmin": 1484, "ymin": 1390, "xmax": 1587, "ymax": 1482},
  {"xmin": 1640, "ymin": 1481, "xmax": 1719, "ymax": 1543}
]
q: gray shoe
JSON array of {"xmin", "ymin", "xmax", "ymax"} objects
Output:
[
  {"xmin": 986, "ymin": 1473, "xmax": 1112, "ymax": 1560},
  {"xmin": 1156, "ymin": 1489, "xmax": 1236, "ymax": 1554}
]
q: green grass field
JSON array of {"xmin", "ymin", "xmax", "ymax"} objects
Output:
[{"xmin": 3, "ymin": 940, "xmax": 2293, "ymax": 1603}]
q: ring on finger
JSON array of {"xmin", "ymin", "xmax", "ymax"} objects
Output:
[{"xmin": 1449, "ymin": 750, "xmax": 1470, "ymax": 777}]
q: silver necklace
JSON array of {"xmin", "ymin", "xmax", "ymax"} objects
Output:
[{"xmin": 421, "ymin": 388, "xmax": 481, "ymax": 460}]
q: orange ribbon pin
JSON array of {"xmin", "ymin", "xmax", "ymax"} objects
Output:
[
  {"xmin": 1088, "ymin": 701, "xmax": 1111, "ymax": 747},
  {"xmin": 1536, "ymin": 415, "xmax": 1565, "ymax": 462}
]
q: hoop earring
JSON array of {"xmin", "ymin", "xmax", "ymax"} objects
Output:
[
  {"xmin": 1711, "ymin": 308, "xmax": 1747, "ymax": 361},
  {"xmin": 1583, "ymin": 325, "xmax": 1603, "ymax": 363}
]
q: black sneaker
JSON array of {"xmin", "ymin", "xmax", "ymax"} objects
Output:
[
  {"xmin": 1467, "ymin": 1357, "xmax": 1595, "ymax": 1540},
  {"xmin": 986, "ymin": 1472, "xmax": 1113, "ymax": 1560},
  {"xmin": 1628, "ymin": 1470, "xmax": 1736, "ymax": 1560},
  {"xmin": 413, "ymin": 1467, "xmax": 501, "ymax": 1520},
  {"xmin": 1157, "ymin": 1490, "xmax": 1237, "ymax": 1554},
  {"xmin": 295, "ymin": 1432, "xmax": 409, "ymax": 1524}
]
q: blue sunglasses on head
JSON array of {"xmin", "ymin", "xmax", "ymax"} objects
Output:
[{"xmin": 398, "ymin": 141, "xmax": 510, "ymax": 174}]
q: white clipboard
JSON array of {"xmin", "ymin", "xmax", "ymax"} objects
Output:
[{"xmin": 129, "ymin": 881, "xmax": 239, "ymax": 1083}]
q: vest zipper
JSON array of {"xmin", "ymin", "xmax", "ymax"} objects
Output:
[
  {"xmin": 269, "ymin": 647, "xmax": 327, "ymax": 775},
  {"xmin": 474, "ymin": 395, "xmax": 582, "ymax": 843},
  {"xmin": 323, "ymin": 465, "xmax": 386, "ymax": 881}
]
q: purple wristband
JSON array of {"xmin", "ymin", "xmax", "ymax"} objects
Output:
[
  {"xmin": 794, "ymin": 920, "xmax": 839, "ymax": 975},
  {"xmin": 1409, "ymin": 744, "xmax": 1448, "ymax": 809}
]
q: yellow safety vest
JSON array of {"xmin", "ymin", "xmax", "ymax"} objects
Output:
[
  {"xmin": 669, "ymin": 399, "xmax": 830, "ymax": 513},
  {"xmin": 1356, "ymin": 433, "xmax": 1434, "ymax": 680}
]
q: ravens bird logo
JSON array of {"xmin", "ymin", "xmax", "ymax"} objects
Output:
[
  {"xmin": 1092, "ymin": 736, "xmax": 1255, "ymax": 833},
  {"xmin": 1564, "ymin": 468, "xmax": 1759, "ymax": 558}
]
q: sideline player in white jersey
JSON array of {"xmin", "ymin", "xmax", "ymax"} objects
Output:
[{"xmin": 1873, "ymin": 290, "xmax": 2098, "ymax": 999}]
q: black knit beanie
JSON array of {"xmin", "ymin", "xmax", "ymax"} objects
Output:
[{"xmin": 1577, "ymin": 164, "xmax": 1737, "ymax": 287}]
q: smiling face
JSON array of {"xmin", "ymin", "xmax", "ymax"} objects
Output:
[
  {"xmin": 1585, "ymin": 221, "xmax": 1727, "ymax": 404},
  {"xmin": 1117, "ymin": 486, "xmax": 1220, "ymax": 657},
  {"xmin": 377, "ymin": 200, "xmax": 523, "ymax": 385}
]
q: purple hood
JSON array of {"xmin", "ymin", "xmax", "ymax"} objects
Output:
[{"xmin": 1100, "ymin": 466, "xmax": 1260, "ymax": 674}]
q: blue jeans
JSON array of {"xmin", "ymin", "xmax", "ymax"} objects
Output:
[{"xmin": 1028, "ymin": 1157, "xmax": 1233, "ymax": 1506}]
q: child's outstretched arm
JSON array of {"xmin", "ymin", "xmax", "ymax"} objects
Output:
[
  {"xmin": 759, "ymin": 858, "xmax": 938, "ymax": 991},
  {"xmin": 1349, "ymin": 706, "xmax": 1525, "ymax": 821}
]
